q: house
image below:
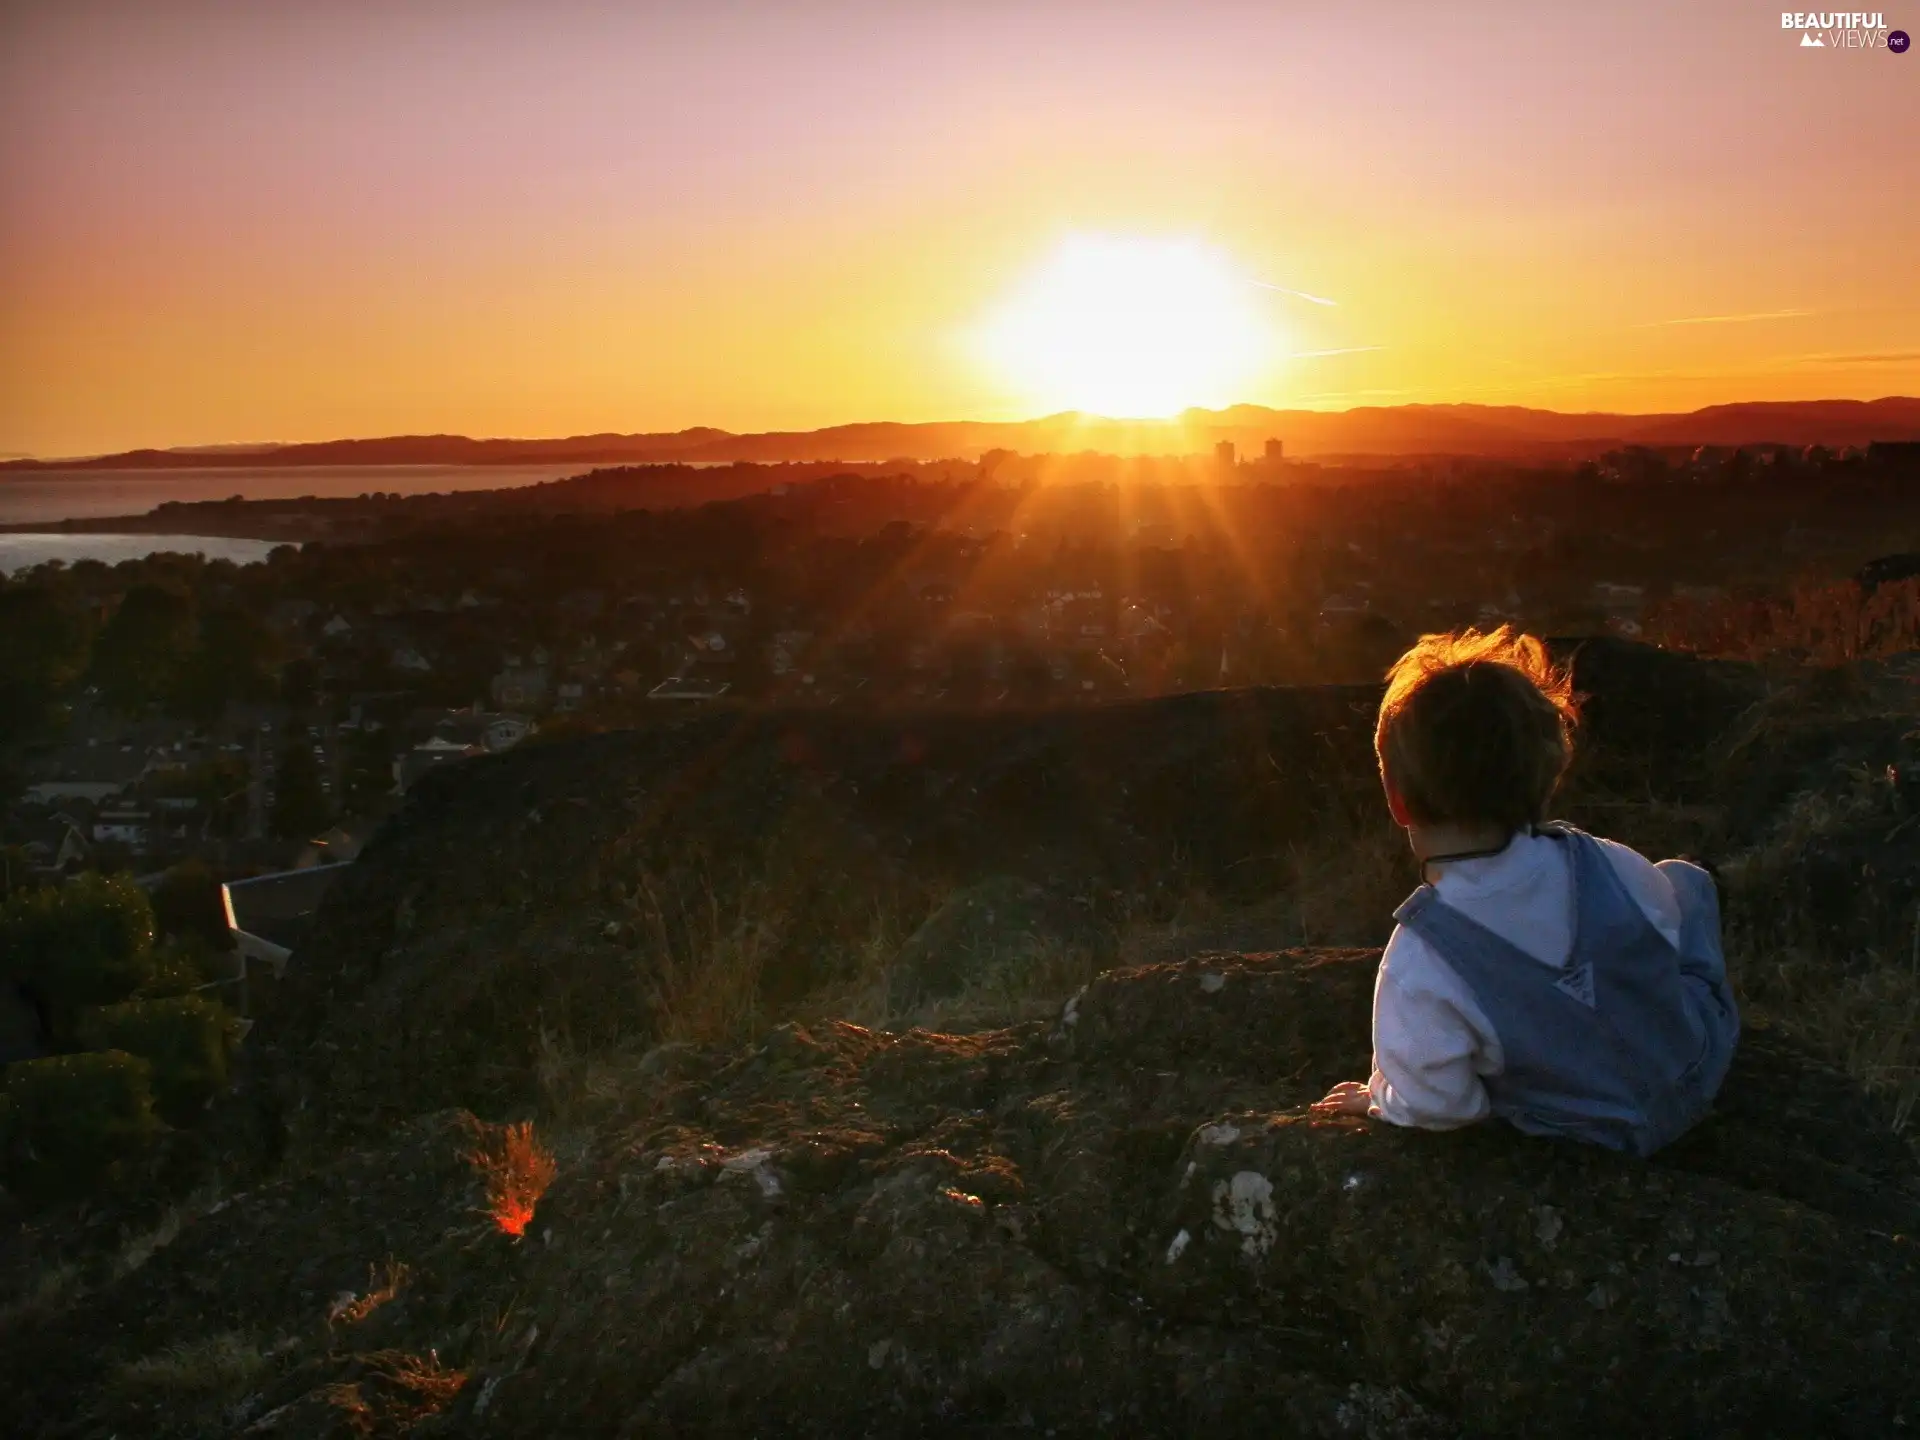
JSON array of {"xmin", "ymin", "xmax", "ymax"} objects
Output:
[
  {"xmin": 267, "ymin": 598, "xmax": 318, "ymax": 632},
  {"xmin": 491, "ymin": 663, "xmax": 550, "ymax": 711},
  {"xmin": 390, "ymin": 646, "xmax": 433, "ymax": 674},
  {"xmin": 23, "ymin": 738, "xmax": 151, "ymax": 806},
  {"xmin": 299, "ymin": 815, "xmax": 381, "ymax": 867},
  {"xmin": 322, "ymin": 614, "xmax": 354, "ymax": 639},
  {"xmin": 767, "ymin": 629, "xmax": 814, "ymax": 676},
  {"xmin": 1592, "ymin": 582, "xmax": 1646, "ymax": 618},
  {"xmin": 3, "ymin": 811, "xmax": 91, "ymax": 878},
  {"xmin": 222, "ymin": 865, "xmax": 353, "ymax": 1005},
  {"xmin": 24, "ymin": 779, "xmax": 129, "ymax": 806},
  {"xmin": 394, "ymin": 735, "xmax": 484, "ymax": 792},
  {"xmin": 1317, "ymin": 594, "xmax": 1369, "ymax": 624},
  {"xmin": 429, "ymin": 708, "xmax": 532, "ymax": 754},
  {"xmin": 647, "ymin": 675, "xmax": 732, "ymax": 702},
  {"xmin": 91, "ymin": 807, "xmax": 152, "ymax": 847},
  {"xmin": 556, "ymin": 682, "xmax": 586, "ymax": 712}
]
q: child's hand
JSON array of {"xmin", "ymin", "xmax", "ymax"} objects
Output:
[{"xmin": 1311, "ymin": 1080, "xmax": 1373, "ymax": 1117}]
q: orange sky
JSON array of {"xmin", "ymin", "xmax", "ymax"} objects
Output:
[{"xmin": 1, "ymin": 0, "xmax": 1915, "ymax": 458}]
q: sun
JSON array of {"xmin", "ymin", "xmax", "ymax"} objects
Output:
[{"xmin": 972, "ymin": 234, "xmax": 1276, "ymax": 418}]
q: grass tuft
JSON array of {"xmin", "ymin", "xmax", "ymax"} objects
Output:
[
  {"xmin": 321, "ymin": 1348, "xmax": 468, "ymax": 1435},
  {"xmin": 114, "ymin": 1331, "xmax": 268, "ymax": 1398},
  {"xmin": 463, "ymin": 1119, "xmax": 557, "ymax": 1238},
  {"xmin": 327, "ymin": 1257, "xmax": 411, "ymax": 1328}
]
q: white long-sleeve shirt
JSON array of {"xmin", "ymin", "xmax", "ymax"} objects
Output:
[{"xmin": 1366, "ymin": 830, "xmax": 1684, "ymax": 1129}]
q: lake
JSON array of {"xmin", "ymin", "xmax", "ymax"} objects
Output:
[
  {"xmin": 0, "ymin": 463, "xmax": 596, "ymax": 526},
  {"xmin": 0, "ymin": 533, "xmax": 284, "ymax": 576}
]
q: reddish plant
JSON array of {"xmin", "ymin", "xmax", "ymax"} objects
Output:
[{"xmin": 463, "ymin": 1120, "xmax": 557, "ymax": 1239}]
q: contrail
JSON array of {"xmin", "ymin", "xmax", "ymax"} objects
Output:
[
  {"xmin": 1635, "ymin": 308, "xmax": 1814, "ymax": 327},
  {"xmin": 1250, "ymin": 279, "xmax": 1339, "ymax": 307}
]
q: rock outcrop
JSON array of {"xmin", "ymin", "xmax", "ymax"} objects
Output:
[
  {"xmin": 247, "ymin": 639, "xmax": 1771, "ymax": 1152},
  {"xmin": 7, "ymin": 950, "xmax": 1916, "ymax": 1438}
]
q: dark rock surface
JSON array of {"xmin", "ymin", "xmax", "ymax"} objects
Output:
[{"xmin": 7, "ymin": 950, "xmax": 1916, "ymax": 1438}]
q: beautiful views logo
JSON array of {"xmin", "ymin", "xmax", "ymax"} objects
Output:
[{"xmin": 1780, "ymin": 11, "xmax": 1907, "ymax": 48}]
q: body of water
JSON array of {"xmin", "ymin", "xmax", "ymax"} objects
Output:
[
  {"xmin": 0, "ymin": 533, "xmax": 284, "ymax": 576},
  {"xmin": 0, "ymin": 463, "xmax": 598, "ymax": 526}
]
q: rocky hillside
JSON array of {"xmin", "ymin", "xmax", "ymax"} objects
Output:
[
  {"xmin": 246, "ymin": 639, "xmax": 1771, "ymax": 1153},
  {"xmin": 5, "ymin": 951, "xmax": 1917, "ymax": 1437},
  {"xmin": 4, "ymin": 638, "xmax": 1918, "ymax": 1436}
]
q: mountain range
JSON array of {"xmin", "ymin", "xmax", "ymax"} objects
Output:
[{"xmin": 7, "ymin": 397, "xmax": 1918, "ymax": 471}]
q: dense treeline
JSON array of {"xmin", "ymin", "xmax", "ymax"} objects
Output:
[{"xmin": 2, "ymin": 452, "xmax": 1917, "ymax": 746}]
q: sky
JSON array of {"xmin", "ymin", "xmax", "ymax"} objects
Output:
[{"xmin": 1, "ymin": 0, "xmax": 1916, "ymax": 457}]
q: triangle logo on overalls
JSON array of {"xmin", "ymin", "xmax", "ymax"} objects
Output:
[{"xmin": 1555, "ymin": 963, "xmax": 1597, "ymax": 1008}]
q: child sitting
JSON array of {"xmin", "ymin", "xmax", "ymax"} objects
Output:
[{"xmin": 1310, "ymin": 627, "xmax": 1738, "ymax": 1156}]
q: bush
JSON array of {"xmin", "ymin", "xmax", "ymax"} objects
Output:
[
  {"xmin": 1, "ymin": 1050, "xmax": 162, "ymax": 1201},
  {"xmin": 0, "ymin": 872, "xmax": 156, "ymax": 1033},
  {"xmin": 139, "ymin": 934, "xmax": 240, "ymax": 1002},
  {"xmin": 76, "ymin": 996, "xmax": 238, "ymax": 1124}
]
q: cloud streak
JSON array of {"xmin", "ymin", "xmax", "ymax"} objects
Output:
[
  {"xmin": 1250, "ymin": 280, "xmax": 1339, "ymax": 306},
  {"xmin": 1635, "ymin": 308, "xmax": 1815, "ymax": 327},
  {"xmin": 1792, "ymin": 350, "xmax": 1920, "ymax": 365},
  {"xmin": 1287, "ymin": 345, "xmax": 1384, "ymax": 359}
]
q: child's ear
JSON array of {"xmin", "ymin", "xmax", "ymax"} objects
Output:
[{"xmin": 1383, "ymin": 781, "xmax": 1412, "ymax": 828}]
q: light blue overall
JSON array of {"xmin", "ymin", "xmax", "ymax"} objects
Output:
[{"xmin": 1391, "ymin": 823, "xmax": 1740, "ymax": 1157}]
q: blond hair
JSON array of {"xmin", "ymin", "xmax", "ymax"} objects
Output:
[{"xmin": 1375, "ymin": 626, "xmax": 1579, "ymax": 829}]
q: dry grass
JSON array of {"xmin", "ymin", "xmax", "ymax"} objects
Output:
[
  {"xmin": 462, "ymin": 1119, "xmax": 557, "ymax": 1239},
  {"xmin": 631, "ymin": 874, "xmax": 783, "ymax": 1047},
  {"xmin": 814, "ymin": 927, "xmax": 1102, "ymax": 1034},
  {"xmin": 321, "ymin": 1349, "xmax": 468, "ymax": 1435},
  {"xmin": 1646, "ymin": 576, "xmax": 1920, "ymax": 665},
  {"xmin": 327, "ymin": 1258, "xmax": 411, "ymax": 1328},
  {"xmin": 623, "ymin": 868, "xmax": 909, "ymax": 1048},
  {"xmin": 1278, "ymin": 825, "xmax": 1414, "ymax": 948},
  {"xmin": 1720, "ymin": 821, "xmax": 1920, "ymax": 1135},
  {"xmin": 114, "ymin": 1331, "xmax": 269, "ymax": 1398}
]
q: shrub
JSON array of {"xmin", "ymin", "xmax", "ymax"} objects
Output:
[
  {"xmin": 138, "ymin": 934, "xmax": 235, "ymax": 1001},
  {"xmin": 1, "ymin": 1050, "xmax": 162, "ymax": 1201},
  {"xmin": 76, "ymin": 996, "xmax": 239, "ymax": 1124},
  {"xmin": 0, "ymin": 872, "xmax": 156, "ymax": 1034}
]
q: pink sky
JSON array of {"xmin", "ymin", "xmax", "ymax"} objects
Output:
[{"xmin": 2, "ymin": 0, "xmax": 1915, "ymax": 455}]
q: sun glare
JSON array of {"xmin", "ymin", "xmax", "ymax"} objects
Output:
[{"xmin": 973, "ymin": 234, "xmax": 1275, "ymax": 419}]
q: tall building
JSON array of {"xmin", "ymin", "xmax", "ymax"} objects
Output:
[
  {"xmin": 1214, "ymin": 440, "xmax": 1237, "ymax": 469},
  {"xmin": 1265, "ymin": 437, "xmax": 1285, "ymax": 463}
]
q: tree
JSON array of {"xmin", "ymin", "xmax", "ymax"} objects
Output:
[
  {"xmin": 0, "ymin": 586, "xmax": 91, "ymax": 741},
  {"xmin": 0, "ymin": 871, "xmax": 156, "ymax": 1040},
  {"xmin": 90, "ymin": 585, "xmax": 194, "ymax": 713},
  {"xmin": 341, "ymin": 725, "xmax": 397, "ymax": 812},
  {"xmin": 270, "ymin": 742, "xmax": 331, "ymax": 840},
  {"xmin": 176, "ymin": 606, "xmax": 280, "ymax": 722}
]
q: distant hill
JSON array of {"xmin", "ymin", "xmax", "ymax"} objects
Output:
[{"xmin": 7, "ymin": 398, "xmax": 1918, "ymax": 471}]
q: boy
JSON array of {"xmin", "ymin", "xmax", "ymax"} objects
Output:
[{"xmin": 1310, "ymin": 627, "xmax": 1738, "ymax": 1156}]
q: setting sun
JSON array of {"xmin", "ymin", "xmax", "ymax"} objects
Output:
[{"xmin": 971, "ymin": 235, "xmax": 1277, "ymax": 419}]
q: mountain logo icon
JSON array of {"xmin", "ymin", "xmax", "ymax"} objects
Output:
[{"xmin": 1800, "ymin": 31, "xmax": 1825, "ymax": 45}]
